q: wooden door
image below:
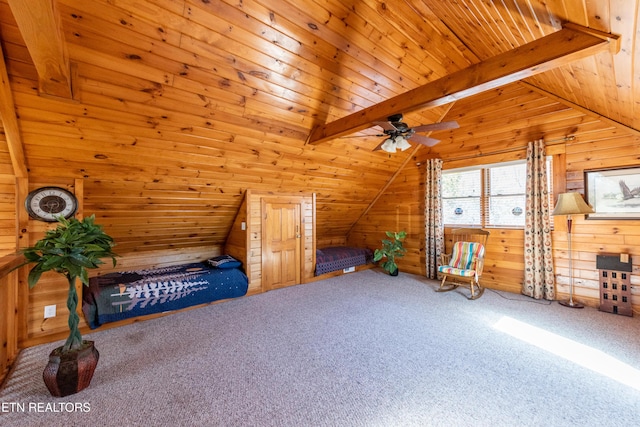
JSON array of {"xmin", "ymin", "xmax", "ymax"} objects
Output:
[{"xmin": 262, "ymin": 200, "xmax": 301, "ymax": 290}]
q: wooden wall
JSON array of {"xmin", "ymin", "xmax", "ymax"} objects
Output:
[
  {"xmin": 4, "ymin": 82, "xmax": 639, "ymax": 351},
  {"xmin": 0, "ymin": 255, "xmax": 20, "ymax": 380},
  {"xmin": 560, "ymin": 131, "xmax": 640, "ymax": 307},
  {"xmin": 349, "ymin": 84, "xmax": 640, "ymax": 314},
  {"xmin": 0, "ymin": 0, "xmax": 427, "ymax": 256},
  {"xmin": 347, "ymin": 151, "xmax": 426, "ymax": 273},
  {"xmin": 0, "ymin": 175, "xmax": 15, "ymax": 256},
  {"xmin": 0, "ymin": 0, "xmax": 639, "ymax": 363},
  {"xmin": 224, "ymin": 193, "xmax": 248, "ymax": 267},
  {"xmin": 0, "ymin": 106, "xmax": 16, "ymax": 256}
]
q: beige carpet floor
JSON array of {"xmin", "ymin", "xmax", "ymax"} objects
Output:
[{"xmin": 1, "ymin": 269, "xmax": 639, "ymax": 426}]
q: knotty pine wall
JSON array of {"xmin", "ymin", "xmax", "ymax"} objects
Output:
[
  {"xmin": 0, "ymin": 0, "xmax": 637, "ymax": 373},
  {"xmin": 349, "ymin": 85, "xmax": 640, "ymax": 314},
  {"xmin": 3, "ymin": 86, "xmax": 640, "ymax": 349},
  {"xmin": 224, "ymin": 193, "xmax": 248, "ymax": 269},
  {"xmin": 0, "ymin": 174, "xmax": 15, "ymax": 256},
  {"xmin": 0, "ymin": 121, "xmax": 15, "ymax": 257},
  {"xmin": 561, "ymin": 131, "xmax": 640, "ymax": 309}
]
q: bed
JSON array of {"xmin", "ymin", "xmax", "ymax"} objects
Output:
[
  {"xmin": 82, "ymin": 258, "xmax": 248, "ymax": 329},
  {"xmin": 314, "ymin": 246, "xmax": 374, "ymax": 276}
]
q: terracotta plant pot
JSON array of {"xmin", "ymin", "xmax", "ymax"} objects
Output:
[{"xmin": 43, "ymin": 340, "xmax": 99, "ymax": 397}]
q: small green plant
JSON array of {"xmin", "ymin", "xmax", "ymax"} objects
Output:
[
  {"xmin": 18, "ymin": 215, "xmax": 117, "ymax": 352},
  {"xmin": 373, "ymin": 230, "xmax": 407, "ymax": 275}
]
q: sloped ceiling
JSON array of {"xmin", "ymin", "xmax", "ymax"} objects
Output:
[{"xmin": 0, "ymin": 0, "xmax": 637, "ymax": 252}]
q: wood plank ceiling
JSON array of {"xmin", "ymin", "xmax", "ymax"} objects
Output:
[{"xmin": 0, "ymin": 0, "xmax": 637, "ymax": 253}]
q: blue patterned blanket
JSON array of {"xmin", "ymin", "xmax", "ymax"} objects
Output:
[
  {"xmin": 82, "ymin": 262, "xmax": 248, "ymax": 329},
  {"xmin": 315, "ymin": 246, "xmax": 374, "ymax": 276}
]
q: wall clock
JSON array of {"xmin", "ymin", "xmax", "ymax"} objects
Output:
[{"xmin": 25, "ymin": 187, "xmax": 78, "ymax": 222}]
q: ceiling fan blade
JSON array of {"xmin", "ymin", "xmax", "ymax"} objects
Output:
[
  {"xmin": 372, "ymin": 121, "xmax": 398, "ymax": 131},
  {"xmin": 412, "ymin": 121, "xmax": 460, "ymax": 133},
  {"xmin": 408, "ymin": 134, "xmax": 440, "ymax": 147},
  {"xmin": 339, "ymin": 134, "xmax": 385, "ymax": 139}
]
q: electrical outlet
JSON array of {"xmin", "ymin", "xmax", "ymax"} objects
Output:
[{"xmin": 44, "ymin": 305, "xmax": 56, "ymax": 319}]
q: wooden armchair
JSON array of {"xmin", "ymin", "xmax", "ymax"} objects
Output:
[{"xmin": 436, "ymin": 228, "xmax": 490, "ymax": 300}]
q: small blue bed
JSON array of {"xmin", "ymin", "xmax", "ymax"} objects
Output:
[
  {"xmin": 82, "ymin": 258, "xmax": 248, "ymax": 329},
  {"xmin": 314, "ymin": 246, "xmax": 374, "ymax": 276}
]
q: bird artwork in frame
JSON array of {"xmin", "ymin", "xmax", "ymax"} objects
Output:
[{"xmin": 585, "ymin": 166, "xmax": 640, "ymax": 219}]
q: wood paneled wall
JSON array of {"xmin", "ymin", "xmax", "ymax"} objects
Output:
[
  {"xmin": 0, "ymin": 0, "xmax": 426, "ymax": 257},
  {"xmin": 0, "ymin": 255, "xmax": 20, "ymax": 380},
  {"xmin": 5, "ymin": 82, "xmax": 640, "ymax": 350},
  {"xmin": 349, "ymin": 84, "xmax": 640, "ymax": 314},
  {"xmin": 0, "ymin": 174, "xmax": 16, "ymax": 257},
  {"xmin": 559, "ymin": 133, "xmax": 640, "ymax": 308},
  {"xmin": 0, "ymin": 0, "xmax": 638, "ymax": 355},
  {"xmin": 224, "ymin": 193, "xmax": 248, "ymax": 267}
]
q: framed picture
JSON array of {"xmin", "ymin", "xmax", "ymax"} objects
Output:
[{"xmin": 584, "ymin": 167, "xmax": 640, "ymax": 219}]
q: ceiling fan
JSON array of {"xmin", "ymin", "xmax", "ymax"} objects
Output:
[{"xmin": 370, "ymin": 114, "xmax": 459, "ymax": 153}]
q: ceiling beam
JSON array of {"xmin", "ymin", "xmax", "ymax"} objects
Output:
[
  {"xmin": 308, "ymin": 23, "xmax": 620, "ymax": 145},
  {"xmin": 7, "ymin": 0, "xmax": 73, "ymax": 99},
  {"xmin": 0, "ymin": 41, "xmax": 27, "ymax": 177}
]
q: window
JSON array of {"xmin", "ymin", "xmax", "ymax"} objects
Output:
[
  {"xmin": 441, "ymin": 169, "xmax": 481, "ymax": 225},
  {"xmin": 487, "ymin": 163, "xmax": 527, "ymax": 227},
  {"xmin": 442, "ymin": 159, "xmax": 552, "ymax": 227}
]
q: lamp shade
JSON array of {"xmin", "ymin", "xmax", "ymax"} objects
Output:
[
  {"xmin": 551, "ymin": 192, "xmax": 594, "ymax": 216},
  {"xmin": 395, "ymin": 136, "xmax": 411, "ymax": 151},
  {"xmin": 380, "ymin": 138, "xmax": 396, "ymax": 153}
]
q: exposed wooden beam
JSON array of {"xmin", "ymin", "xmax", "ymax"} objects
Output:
[
  {"xmin": 7, "ymin": 0, "xmax": 73, "ymax": 99},
  {"xmin": 0, "ymin": 41, "xmax": 28, "ymax": 177},
  {"xmin": 308, "ymin": 23, "xmax": 620, "ymax": 145}
]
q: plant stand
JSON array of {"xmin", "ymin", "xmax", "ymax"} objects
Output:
[{"xmin": 43, "ymin": 341, "xmax": 99, "ymax": 397}]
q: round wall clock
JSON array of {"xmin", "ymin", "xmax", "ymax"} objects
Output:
[{"xmin": 25, "ymin": 186, "xmax": 78, "ymax": 222}]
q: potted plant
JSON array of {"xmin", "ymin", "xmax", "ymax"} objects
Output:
[
  {"xmin": 16, "ymin": 214, "xmax": 117, "ymax": 397},
  {"xmin": 373, "ymin": 230, "xmax": 407, "ymax": 276}
]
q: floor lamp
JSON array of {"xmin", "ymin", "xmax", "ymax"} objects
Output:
[{"xmin": 551, "ymin": 192, "xmax": 594, "ymax": 308}]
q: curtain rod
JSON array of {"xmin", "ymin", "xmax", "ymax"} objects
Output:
[{"xmin": 444, "ymin": 135, "xmax": 575, "ymax": 163}]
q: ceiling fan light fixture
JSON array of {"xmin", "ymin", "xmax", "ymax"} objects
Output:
[
  {"xmin": 371, "ymin": 115, "xmax": 457, "ymax": 153},
  {"xmin": 395, "ymin": 135, "xmax": 411, "ymax": 151},
  {"xmin": 380, "ymin": 138, "xmax": 396, "ymax": 153}
]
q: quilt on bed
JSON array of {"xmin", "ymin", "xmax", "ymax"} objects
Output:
[
  {"xmin": 82, "ymin": 261, "xmax": 248, "ymax": 329},
  {"xmin": 315, "ymin": 246, "xmax": 374, "ymax": 276}
]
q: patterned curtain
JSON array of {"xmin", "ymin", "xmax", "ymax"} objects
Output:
[
  {"xmin": 425, "ymin": 158, "xmax": 444, "ymax": 280},
  {"xmin": 523, "ymin": 140, "xmax": 555, "ymax": 300}
]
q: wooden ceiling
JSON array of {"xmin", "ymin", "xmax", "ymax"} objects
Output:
[{"xmin": 0, "ymin": 0, "xmax": 637, "ymax": 253}]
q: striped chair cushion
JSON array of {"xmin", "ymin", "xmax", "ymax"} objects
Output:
[
  {"xmin": 437, "ymin": 241, "xmax": 485, "ymax": 276},
  {"xmin": 437, "ymin": 266, "xmax": 477, "ymax": 277}
]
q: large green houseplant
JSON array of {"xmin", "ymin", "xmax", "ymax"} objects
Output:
[
  {"xmin": 17, "ymin": 214, "xmax": 117, "ymax": 397},
  {"xmin": 373, "ymin": 230, "xmax": 407, "ymax": 276}
]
